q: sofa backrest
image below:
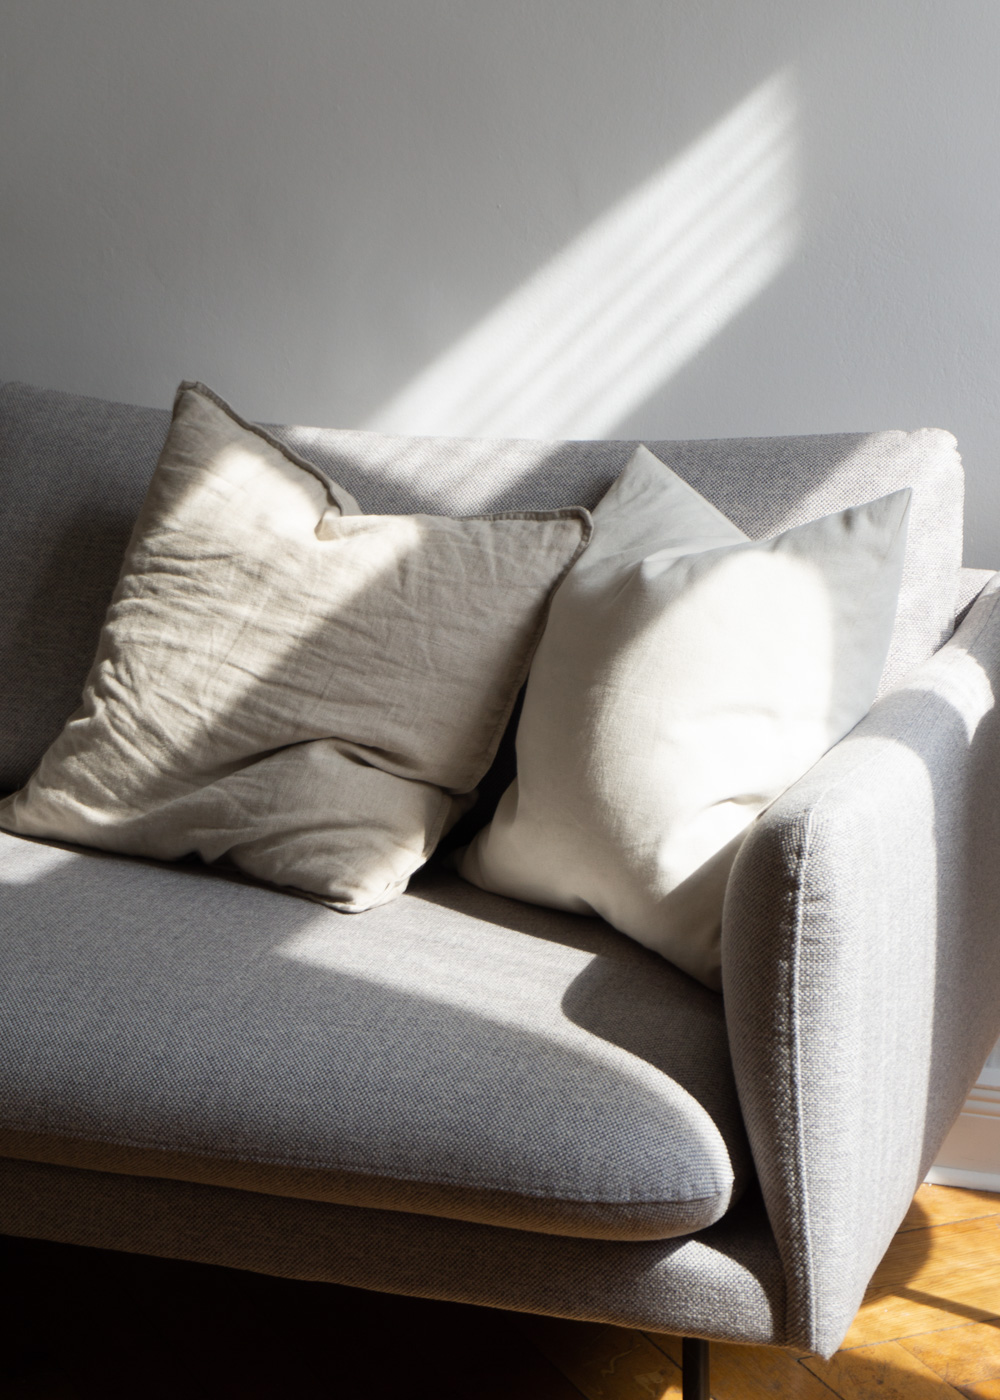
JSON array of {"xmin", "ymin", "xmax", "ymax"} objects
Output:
[{"xmin": 0, "ymin": 380, "xmax": 964, "ymax": 793}]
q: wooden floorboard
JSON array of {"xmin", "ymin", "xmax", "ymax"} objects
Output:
[
  {"xmin": 520, "ymin": 1318, "xmax": 683, "ymax": 1398},
  {"xmin": 900, "ymin": 1186, "xmax": 1000, "ymax": 1231},
  {"xmin": 843, "ymin": 1213, "xmax": 1000, "ymax": 1347},
  {"xmin": 2, "ymin": 1184, "xmax": 998, "ymax": 1398},
  {"xmin": 900, "ymin": 1322, "xmax": 1000, "ymax": 1391}
]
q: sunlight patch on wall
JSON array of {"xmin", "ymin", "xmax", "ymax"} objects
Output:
[{"xmin": 366, "ymin": 70, "xmax": 800, "ymax": 440}]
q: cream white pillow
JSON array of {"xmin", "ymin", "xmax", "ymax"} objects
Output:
[
  {"xmin": 0, "ymin": 382, "xmax": 590, "ymax": 910},
  {"xmin": 458, "ymin": 445, "xmax": 911, "ymax": 988}
]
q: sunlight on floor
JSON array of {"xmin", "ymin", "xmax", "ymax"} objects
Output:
[{"xmin": 366, "ymin": 69, "xmax": 800, "ymax": 440}]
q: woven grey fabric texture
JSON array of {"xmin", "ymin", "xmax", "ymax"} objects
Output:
[
  {"xmin": 955, "ymin": 566, "xmax": 995, "ymax": 620},
  {"xmin": 724, "ymin": 577, "xmax": 1000, "ymax": 1356},
  {"xmin": 0, "ymin": 380, "xmax": 963, "ymax": 790},
  {"xmin": 0, "ymin": 378, "xmax": 989, "ymax": 1355},
  {"xmin": 0, "ymin": 384, "xmax": 172, "ymax": 792},
  {"xmin": 0, "ymin": 1157, "xmax": 786, "ymax": 1345},
  {"xmin": 0, "ymin": 844, "xmax": 751, "ymax": 1240}
]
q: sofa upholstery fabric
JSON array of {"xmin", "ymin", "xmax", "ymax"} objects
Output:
[
  {"xmin": 724, "ymin": 578, "xmax": 1000, "ymax": 1356},
  {"xmin": 2, "ymin": 378, "xmax": 995, "ymax": 1361},
  {"xmin": 0, "ymin": 839, "xmax": 751, "ymax": 1241},
  {"xmin": 0, "ymin": 1158, "xmax": 786, "ymax": 1345},
  {"xmin": 0, "ymin": 380, "xmax": 963, "ymax": 792}
]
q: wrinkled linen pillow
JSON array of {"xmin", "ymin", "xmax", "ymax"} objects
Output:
[
  {"xmin": 0, "ymin": 382, "xmax": 590, "ymax": 910},
  {"xmin": 458, "ymin": 445, "xmax": 911, "ymax": 988}
]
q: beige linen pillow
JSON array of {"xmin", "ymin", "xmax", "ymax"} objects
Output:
[
  {"xmin": 458, "ymin": 445, "xmax": 911, "ymax": 988},
  {"xmin": 0, "ymin": 382, "xmax": 590, "ymax": 910}
]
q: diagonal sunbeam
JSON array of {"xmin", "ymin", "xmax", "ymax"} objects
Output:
[{"xmin": 365, "ymin": 69, "xmax": 800, "ymax": 439}]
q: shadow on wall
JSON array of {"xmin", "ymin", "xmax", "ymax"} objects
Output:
[{"xmin": 364, "ymin": 70, "xmax": 799, "ymax": 442}]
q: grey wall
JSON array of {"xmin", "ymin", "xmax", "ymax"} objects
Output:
[{"xmin": 3, "ymin": 1, "xmax": 999, "ymax": 564}]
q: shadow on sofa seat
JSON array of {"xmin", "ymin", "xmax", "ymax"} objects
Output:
[{"xmin": 0, "ymin": 836, "xmax": 752, "ymax": 1245}]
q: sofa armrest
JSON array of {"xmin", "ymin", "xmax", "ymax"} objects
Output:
[{"xmin": 723, "ymin": 574, "xmax": 1000, "ymax": 1356}]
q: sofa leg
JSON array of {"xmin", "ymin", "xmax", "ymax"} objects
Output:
[{"xmin": 681, "ymin": 1336, "xmax": 710, "ymax": 1400}]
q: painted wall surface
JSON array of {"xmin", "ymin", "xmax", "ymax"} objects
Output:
[{"xmin": 3, "ymin": 1, "xmax": 1000, "ymax": 563}]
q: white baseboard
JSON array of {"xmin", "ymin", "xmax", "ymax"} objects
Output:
[
  {"xmin": 928, "ymin": 1061, "xmax": 1000, "ymax": 1194},
  {"xmin": 925, "ymin": 1163, "xmax": 1000, "ymax": 1193}
]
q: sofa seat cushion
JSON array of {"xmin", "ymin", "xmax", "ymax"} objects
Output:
[{"xmin": 0, "ymin": 833, "xmax": 751, "ymax": 1242}]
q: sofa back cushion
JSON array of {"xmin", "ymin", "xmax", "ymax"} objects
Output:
[{"xmin": 0, "ymin": 379, "xmax": 964, "ymax": 792}]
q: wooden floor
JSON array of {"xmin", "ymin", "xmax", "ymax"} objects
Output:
[{"xmin": 2, "ymin": 1184, "xmax": 998, "ymax": 1398}]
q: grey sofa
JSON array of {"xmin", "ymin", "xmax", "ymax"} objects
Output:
[{"xmin": 2, "ymin": 381, "xmax": 1000, "ymax": 1383}]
